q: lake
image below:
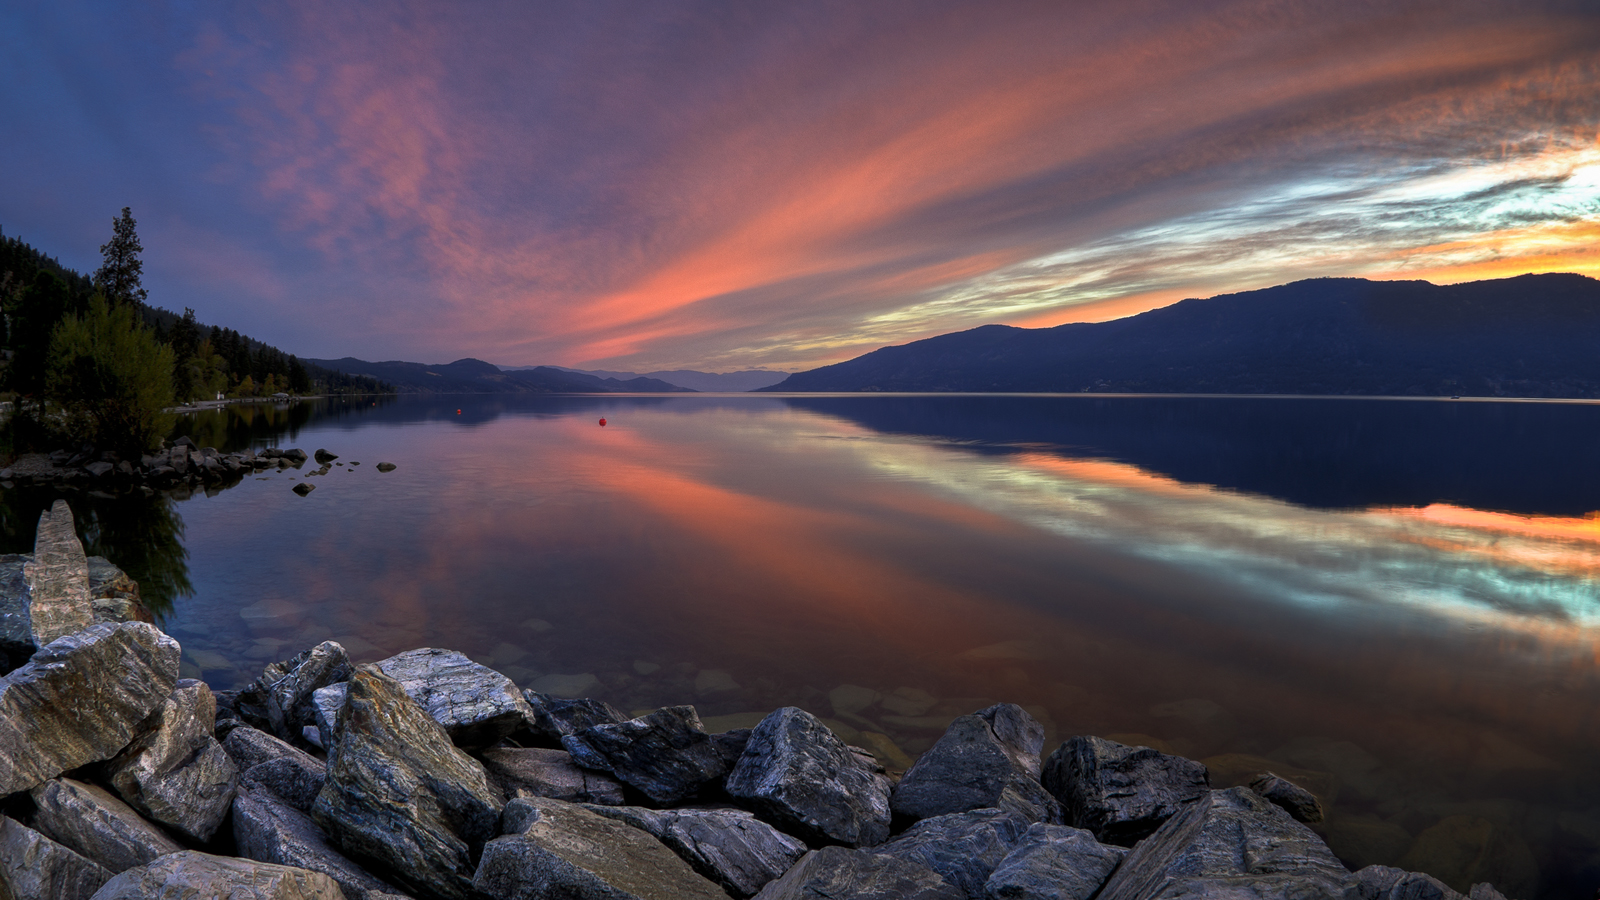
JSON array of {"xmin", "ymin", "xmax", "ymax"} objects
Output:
[{"xmin": 5, "ymin": 392, "xmax": 1600, "ymax": 898}]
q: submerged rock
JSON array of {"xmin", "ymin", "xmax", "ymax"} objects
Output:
[
  {"xmin": 892, "ymin": 704, "xmax": 1060, "ymax": 825},
  {"xmin": 1042, "ymin": 736, "xmax": 1208, "ymax": 846},
  {"xmin": 751, "ymin": 845, "xmax": 965, "ymax": 900},
  {"xmin": 28, "ymin": 777, "xmax": 183, "ymax": 874},
  {"xmin": 876, "ymin": 808, "xmax": 1031, "ymax": 899},
  {"xmin": 89, "ymin": 850, "xmax": 346, "ymax": 899},
  {"xmin": 725, "ymin": 706, "xmax": 893, "ymax": 848},
  {"xmin": 983, "ymin": 822, "xmax": 1127, "ymax": 900},
  {"xmin": 562, "ymin": 705, "xmax": 729, "ymax": 804},
  {"xmin": 0, "ymin": 816, "xmax": 112, "ymax": 900},
  {"xmin": 0, "ymin": 622, "xmax": 180, "ymax": 797},
  {"xmin": 105, "ymin": 679, "xmax": 238, "ymax": 842},
  {"xmin": 474, "ymin": 797, "xmax": 726, "ymax": 900},
  {"xmin": 376, "ymin": 647, "xmax": 536, "ymax": 747},
  {"xmin": 311, "ymin": 665, "xmax": 502, "ymax": 900},
  {"xmin": 479, "ymin": 747, "xmax": 626, "ymax": 805}
]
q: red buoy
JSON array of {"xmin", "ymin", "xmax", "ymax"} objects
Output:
[{"xmin": 598, "ymin": 418, "xmax": 607, "ymax": 426}]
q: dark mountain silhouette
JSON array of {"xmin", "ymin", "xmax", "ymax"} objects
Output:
[
  {"xmin": 763, "ymin": 274, "xmax": 1600, "ymax": 397},
  {"xmin": 305, "ymin": 357, "xmax": 692, "ymax": 393}
]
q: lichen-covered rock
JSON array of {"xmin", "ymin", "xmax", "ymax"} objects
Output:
[
  {"xmin": 88, "ymin": 850, "xmax": 347, "ymax": 899},
  {"xmin": 29, "ymin": 778, "xmax": 182, "ymax": 874},
  {"xmin": 23, "ymin": 500, "xmax": 93, "ymax": 645},
  {"xmin": 984, "ymin": 822, "xmax": 1126, "ymax": 900},
  {"xmin": 376, "ymin": 647, "xmax": 535, "ymax": 747},
  {"xmin": 1249, "ymin": 772, "xmax": 1324, "ymax": 824},
  {"xmin": 475, "ymin": 797, "xmax": 726, "ymax": 900},
  {"xmin": 479, "ymin": 747, "xmax": 625, "ymax": 805},
  {"xmin": 751, "ymin": 845, "xmax": 965, "ymax": 900},
  {"xmin": 267, "ymin": 642, "xmax": 353, "ymax": 742},
  {"xmin": 0, "ymin": 815, "xmax": 113, "ymax": 900},
  {"xmin": 876, "ymin": 808, "xmax": 1030, "ymax": 899},
  {"xmin": 562, "ymin": 705, "xmax": 729, "ymax": 804},
  {"xmin": 1094, "ymin": 787, "xmax": 1348, "ymax": 900},
  {"xmin": 0, "ymin": 622, "xmax": 180, "ymax": 796},
  {"xmin": 582, "ymin": 804, "xmax": 809, "ymax": 898},
  {"xmin": 1042, "ymin": 736, "xmax": 1208, "ymax": 846},
  {"xmin": 311, "ymin": 665, "xmax": 502, "ymax": 900},
  {"xmin": 523, "ymin": 691, "xmax": 628, "ymax": 745},
  {"xmin": 233, "ymin": 778, "xmax": 402, "ymax": 900},
  {"xmin": 893, "ymin": 704, "xmax": 1060, "ymax": 826},
  {"xmin": 725, "ymin": 706, "xmax": 893, "ymax": 848},
  {"xmin": 105, "ymin": 679, "xmax": 238, "ymax": 842}
]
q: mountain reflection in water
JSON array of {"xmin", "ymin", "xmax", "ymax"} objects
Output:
[{"xmin": 6, "ymin": 393, "xmax": 1600, "ymax": 898}]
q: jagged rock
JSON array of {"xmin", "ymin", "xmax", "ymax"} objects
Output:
[
  {"xmin": 29, "ymin": 778, "xmax": 182, "ymax": 874},
  {"xmin": 984, "ymin": 822, "xmax": 1127, "ymax": 900},
  {"xmin": 0, "ymin": 622, "xmax": 180, "ymax": 796},
  {"xmin": 480, "ymin": 747, "xmax": 626, "ymax": 805},
  {"xmin": 1042, "ymin": 736, "xmax": 1209, "ymax": 846},
  {"xmin": 893, "ymin": 704, "xmax": 1060, "ymax": 826},
  {"xmin": 376, "ymin": 648, "xmax": 536, "ymax": 747},
  {"xmin": 0, "ymin": 554, "xmax": 34, "ymax": 671},
  {"xmin": 312, "ymin": 683, "xmax": 347, "ymax": 740},
  {"xmin": 0, "ymin": 815, "xmax": 113, "ymax": 900},
  {"xmin": 225, "ymin": 724, "xmax": 327, "ymax": 774},
  {"xmin": 86, "ymin": 557, "xmax": 151, "ymax": 625},
  {"xmin": 237, "ymin": 742, "xmax": 328, "ymax": 815},
  {"xmin": 24, "ymin": 500, "xmax": 93, "ymax": 645},
  {"xmin": 714, "ymin": 728, "xmax": 754, "ymax": 765},
  {"xmin": 1093, "ymin": 787, "xmax": 1348, "ymax": 900},
  {"xmin": 562, "ymin": 705, "xmax": 729, "ymax": 804},
  {"xmin": 311, "ymin": 665, "xmax": 502, "ymax": 900},
  {"xmin": 293, "ymin": 482, "xmax": 315, "ymax": 496},
  {"xmin": 751, "ymin": 845, "xmax": 965, "ymax": 900},
  {"xmin": 1345, "ymin": 865, "xmax": 1466, "ymax": 900},
  {"xmin": 233, "ymin": 778, "xmax": 402, "ymax": 900},
  {"xmin": 314, "ymin": 449, "xmax": 338, "ymax": 463},
  {"xmin": 105, "ymin": 679, "xmax": 238, "ymax": 842},
  {"xmin": 876, "ymin": 808, "xmax": 1030, "ymax": 899},
  {"xmin": 473, "ymin": 796, "xmax": 726, "ymax": 900},
  {"xmin": 523, "ymin": 691, "xmax": 627, "ymax": 745},
  {"xmin": 583, "ymin": 804, "xmax": 809, "ymax": 898},
  {"xmin": 1249, "ymin": 772, "xmax": 1324, "ymax": 823},
  {"xmin": 88, "ymin": 850, "xmax": 346, "ymax": 899},
  {"xmin": 725, "ymin": 706, "xmax": 893, "ymax": 848},
  {"xmin": 267, "ymin": 642, "xmax": 354, "ymax": 742}
]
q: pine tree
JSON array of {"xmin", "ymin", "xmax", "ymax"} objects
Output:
[
  {"xmin": 93, "ymin": 207, "xmax": 148, "ymax": 308},
  {"xmin": 169, "ymin": 308, "xmax": 200, "ymax": 401}
]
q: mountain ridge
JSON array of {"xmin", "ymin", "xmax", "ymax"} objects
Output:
[{"xmin": 304, "ymin": 357, "xmax": 693, "ymax": 394}]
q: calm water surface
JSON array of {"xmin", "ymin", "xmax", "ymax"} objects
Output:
[{"xmin": 6, "ymin": 393, "xmax": 1600, "ymax": 898}]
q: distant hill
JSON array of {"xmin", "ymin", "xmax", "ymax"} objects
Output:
[
  {"xmin": 305, "ymin": 357, "xmax": 692, "ymax": 393},
  {"xmin": 763, "ymin": 274, "xmax": 1600, "ymax": 397},
  {"xmin": 505, "ymin": 366, "xmax": 790, "ymax": 392}
]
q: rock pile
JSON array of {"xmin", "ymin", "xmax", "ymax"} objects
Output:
[
  {"xmin": 0, "ymin": 503, "xmax": 1523, "ymax": 900},
  {"xmin": 0, "ymin": 437, "xmax": 310, "ymax": 493}
]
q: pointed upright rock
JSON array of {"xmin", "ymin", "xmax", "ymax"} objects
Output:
[
  {"xmin": 23, "ymin": 500, "xmax": 93, "ymax": 645},
  {"xmin": 891, "ymin": 703, "xmax": 1060, "ymax": 825}
]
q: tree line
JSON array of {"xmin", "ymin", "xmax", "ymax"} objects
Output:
[{"xmin": 1, "ymin": 209, "xmax": 389, "ymax": 454}]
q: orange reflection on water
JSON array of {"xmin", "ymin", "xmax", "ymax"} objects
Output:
[{"xmin": 1373, "ymin": 503, "xmax": 1600, "ymax": 580}]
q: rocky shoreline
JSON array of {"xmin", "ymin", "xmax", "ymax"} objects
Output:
[
  {"xmin": 1, "ymin": 440, "xmax": 395, "ymax": 497},
  {"xmin": 0, "ymin": 502, "xmax": 1518, "ymax": 900}
]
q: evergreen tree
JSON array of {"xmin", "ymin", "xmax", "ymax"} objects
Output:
[
  {"xmin": 93, "ymin": 207, "xmax": 148, "ymax": 308},
  {"xmin": 7, "ymin": 270, "xmax": 72, "ymax": 396},
  {"xmin": 169, "ymin": 307, "xmax": 200, "ymax": 401},
  {"xmin": 288, "ymin": 355, "xmax": 311, "ymax": 394},
  {"xmin": 47, "ymin": 295, "xmax": 174, "ymax": 454}
]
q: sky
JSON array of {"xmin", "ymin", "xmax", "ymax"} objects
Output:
[{"xmin": 3, "ymin": 1, "xmax": 1598, "ymax": 372}]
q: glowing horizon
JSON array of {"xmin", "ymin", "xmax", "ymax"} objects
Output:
[{"xmin": 2, "ymin": 2, "xmax": 1597, "ymax": 372}]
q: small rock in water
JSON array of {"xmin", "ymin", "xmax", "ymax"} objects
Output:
[
  {"xmin": 376, "ymin": 462, "xmax": 396, "ymax": 472},
  {"xmin": 313, "ymin": 449, "xmax": 338, "ymax": 463},
  {"xmin": 292, "ymin": 483, "xmax": 314, "ymax": 496}
]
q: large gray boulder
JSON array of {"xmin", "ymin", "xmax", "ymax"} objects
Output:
[
  {"xmin": 582, "ymin": 804, "xmax": 809, "ymax": 898},
  {"xmin": 23, "ymin": 500, "xmax": 94, "ymax": 645},
  {"xmin": 1042, "ymin": 736, "xmax": 1209, "ymax": 846},
  {"xmin": 1093, "ymin": 787, "xmax": 1349, "ymax": 900},
  {"xmin": 311, "ymin": 664, "xmax": 502, "ymax": 900},
  {"xmin": 892, "ymin": 704, "xmax": 1060, "ymax": 825},
  {"xmin": 0, "ymin": 815, "xmax": 113, "ymax": 900},
  {"xmin": 750, "ymin": 846, "xmax": 965, "ymax": 900},
  {"xmin": 473, "ymin": 797, "xmax": 726, "ymax": 900},
  {"xmin": 479, "ymin": 747, "xmax": 625, "ymax": 805},
  {"xmin": 725, "ymin": 707, "xmax": 893, "ymax": 848},
  {"xmin": 87, "ymin": 850, "xmax": 347, "ymax": 899},
  {"xmin": 562, "ymin": 705, "xmax": 730, "ymax": 804},
  {"xmin": 523, "ymin": 691, "xmax": 628, "ymax": 745},
  {"xmin": 267, "ymin": 642, "xmax": 353, "ymax": 742},
  {"xmin": 105, "ymin": 679, "xmax": 238, "ymax": 842},
  {"xmin": 0, "ymin": 622, "xmax": 180, "ymax": 796},
  {"xmin": 233, "ymin": 778, "xmax": 402, "ymax": 900},
  {"xmin": 376, "ymin": 648, "xmax": 535, "ymax": 747},
  {"xmin": 984, "ymin": 822, "xmax": 1127, "ymax": 900},
  {"xmin": 876, "ymin": 808, "xmax": 1030, "ymax": 900},
  {"xmin": 28, "ymin": 778, "xmax": 183, "ymax": 874}
]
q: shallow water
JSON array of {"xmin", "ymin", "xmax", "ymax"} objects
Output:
[{"xmin": 7, "ymin": 393, "xmax": 1600, "ymax": 898}]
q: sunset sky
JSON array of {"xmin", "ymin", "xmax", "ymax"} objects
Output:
[{"xmin": 3, "ymin": 1, "xmax": 1597, "ymax": 372}]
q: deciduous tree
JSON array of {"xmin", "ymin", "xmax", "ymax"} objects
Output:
[{"xmin": 47, "ymin": 295, "xmax": 174, "ymax": 454}]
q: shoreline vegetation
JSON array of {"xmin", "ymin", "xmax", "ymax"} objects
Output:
[{"xmin": 0, "ymin": 500, "xmax": 1519, "ymax": 900}]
